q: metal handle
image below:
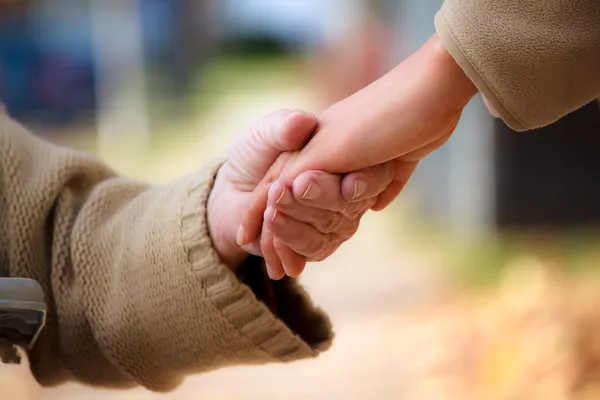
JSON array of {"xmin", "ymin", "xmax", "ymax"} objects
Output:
[{"xmin": 0, "ymin": 278, "xmax": 47, "ymax": 350}]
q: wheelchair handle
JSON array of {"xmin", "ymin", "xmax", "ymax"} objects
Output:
[{"xmin": 0, "ymin": 278, "xmax": 47, "ymax": 349}]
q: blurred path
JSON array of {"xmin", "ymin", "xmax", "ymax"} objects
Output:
[{"xmin": 41, "ymin": 80, "xmax": 445, "ymax": 400}]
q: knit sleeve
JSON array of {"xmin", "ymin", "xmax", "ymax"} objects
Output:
[
  {"xmin": 435, "ymin": 0, "xmax": 600, "ymax": 131},
  {"xmin": 0, "ymin": 110, "xmax": 332, "ymax": 392}
]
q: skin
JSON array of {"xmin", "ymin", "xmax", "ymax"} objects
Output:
[
  {"xmin": 257, "ymin": 162, "xmax": 395, "ymax": 279},
  {"xmin": 238, "ymin": 34, "xmax": 479, "ymax": 279},
  {"xmin": 206, "ymin": 110, "xmax": 394, "ymax": 272}
]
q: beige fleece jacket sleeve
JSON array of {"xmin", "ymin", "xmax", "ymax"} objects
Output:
[
  {"xmin": 0, "ymin": 109, "xmax": 332, "ymax": 392},
  {"xmin": 435, "ymin": 0, "xmax": 600, "ymax": 131}
]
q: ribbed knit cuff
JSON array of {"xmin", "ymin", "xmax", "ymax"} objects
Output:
[
  {"xmin": 434, "ymin": 10, "xmax": 527, "ymax": 132},
  {"xmin": 181, "ymin": 159, "xmax": 333, "ymax": 361}
]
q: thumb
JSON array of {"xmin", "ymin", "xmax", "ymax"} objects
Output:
[
  {"xmin": 228, "ymin": 110, "xmax": 317, "ymax": 186},
  {"xmin": 232, "ymin": 110, "xmax": 317, "ymax": 247}
]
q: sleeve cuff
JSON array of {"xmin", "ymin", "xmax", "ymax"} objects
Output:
[
  {"xmin": 434, "ymin": 10, "xmax": 528, "ymax": 131},
  {"xmin": 172, "ymin": 159, "xmax": 333, "ymax": 386}
]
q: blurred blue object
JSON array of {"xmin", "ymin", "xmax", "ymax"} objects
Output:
[
  {"xmin": 0, "ymin": 2, "xmax": 96, "ymax": 126},
  {"xmin": 0, "ymin": 0, "xmax": 201, "ymax": 127}
]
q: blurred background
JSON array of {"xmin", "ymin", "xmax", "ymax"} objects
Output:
[{"xmin": 3, "ymin": 0, "xmax": 600, "ymax": 398}]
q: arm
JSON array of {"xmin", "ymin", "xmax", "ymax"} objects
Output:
[
  {"xmin": 286, "ymin": 34, "xmax": 478, "ymax": 175},
  {"xmin": 283, "ymin": 0, "xmax": 600, "ymax": 174},
  {"xmin": 0, "ymin": 109, "xmax": 331, "ymax": 391},
  {"xmin": 241, "ymin": 0, "xmax": 600, "ymax": 269},
  {"xmin": 436, "ymin": 0, "xmax": 600, "ymax": 131},
  {"xmin": 239, "ymin": 35, "xmax": 478, "ymax": 242},
  {"xmin": 240, "ymin": 1, "xmax": 600, "ymax": 239}
]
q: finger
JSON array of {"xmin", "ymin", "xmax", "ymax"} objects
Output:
[
  {"xmin": 237, "ymin": 178, "xmax": 270, "ymax": 246},
  {"xmin": 372, "ymin": 131, "xmax": 453, "ymax": 211},
  {"xmin": 272, "ymin": 238, "xmax": 306, "ymax": 278},
  {"xmin": 238, "ymin": 153, "xmax": 288, "ymax": 246},
  {"xmin": 239, "ymin": 238, "xmax": 263, "ymax": 258},
  {"xmin": 371, "ymin": 159, "xmax": 418, "ymax": 211},
  {"xmin": 400, "ymin": 130, "xmax": 453, "ymax": 163},
  {"xmin": 290, "ymin": 171, "xmax": 373, "ymax": 217},
  {"xmin": 235, "ymin": 111, "xmax": 317, "ymax": 246},
  {"xmin": 268, "ymin": 181, "xmax": 361, "ymax": 233},
  {"xmin": 291, "ymin": 171, "xmax": 341, "ymax": 210},
  {"xmin": 272, "ymin": 111, "xmax": 318, "ymax": 151},
  {"xmin": 266, "ymin": 207, "xmax": 341, "ymax": 261},
  {"xmin": 230, "ymin": 110, "xmax": 317, "ymax": 186},
  {"xmin": 260, "ymin": 220, "xmax": 285, "ymax": 280},
  {"xmin": 339, "ymin": 161, "xmax": 395, "ymax": 202},
  {"xmin": 238, "ymin": 153, "xmax": 291, "ymax": 246}
]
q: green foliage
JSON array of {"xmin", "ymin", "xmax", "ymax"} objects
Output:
[{"xmin": 391, "ymin": 203, "xmax": 600, "ymax": 288}]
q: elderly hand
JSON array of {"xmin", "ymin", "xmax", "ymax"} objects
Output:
[
  {"xmin": 246, "ymin": 161, "xmax": 395, "ymax": 279},
  {"xmin": 207, "ymin": 110, "xmax": 395, "ymax": 275},
  {"xmin": 238, "ymin": 34, "xmax": 478, "ymax": 259},
  {"xmin": 206, "ymin": 109, "xmax": 316, "ymax": 270}
]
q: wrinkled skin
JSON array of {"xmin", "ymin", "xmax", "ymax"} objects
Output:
[
  {"xmin": 246, "ymin": 151, "xmax": 396, "ymax": 279},
  {"xmin": 239, "ymin": 35, "xmax": 478, "ymax": 279},
  {"xmin": 207, "ymin": 110, "xmax": 395, "ymax": 277}
]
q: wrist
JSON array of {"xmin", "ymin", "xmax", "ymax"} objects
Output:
[
  {"xmin": 207, "ymin": 172, "xmax": 248, "ymax": 272},
  {"xmin": 425, "ymin": 33, "xmax": 479, "ymax": 111},
  {"xmin": 285, "ymin": 35, "xmax": 479, "ymax": 177}
]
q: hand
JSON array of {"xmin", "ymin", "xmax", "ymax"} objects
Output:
[
  {"xmin": 248, "ymin": 161, "xmax": 396, "ymax": 280},
  {"xmin": 280, "ymin": 34, "xmax": 476, "ymax": 208},
  {"xmin": 206, "ymin": 109, "xmax": 317, "ymax": 270},
  {"xmin": 208, "ymin": 109, "xmax": 395, "ymax": 277},
  {"xmin": 238, "ymin": 35, "xmax": 478, "ymax": 250}
]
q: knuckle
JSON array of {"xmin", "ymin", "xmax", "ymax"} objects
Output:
[
  {"xmin": 363, "ymin": 197, "xmax": 377, "ymax": 210},
  {"xmin": 303, "ymin": 235, "xmax": 327, "ymax": 258},
  {"xmin": 337, "ymin": 221, "xmax": 360, "ymax": 240},
  {"xmin": 318, "ymin": 213, "xmax": 344, "ymax": 233},
  {"xmin": 311, "ymin": 248, "xmax": 332, "ymax": 262},
  {"xmin": 289, "ymin": 226, "xmax": 311, "ymax": 246},
  {"xmin": 344, "ymin": 222, "xmax": 360, "ymax": 237},
  {"xmin": 308, "ymin": 237, "xmax": 340, "ymax": 262},
  {"xmin": 309, "ymin": 253, "xmax": 326, "ymax": 262},
  {"xmin": 272, "ymin": 238, "xmax": 288, "ymax": 253},
  {"xmin": 343, "ymin": 201, "xmax": 368, "ymax": 218}
]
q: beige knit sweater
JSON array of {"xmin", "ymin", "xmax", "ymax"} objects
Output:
[
  {"xmin": 436, "ymin": 0, "xmax": 600, "ymax": 131},
  {"xmin": 0, "ymin": 108, "xmax": 332, "ymax": 392}
]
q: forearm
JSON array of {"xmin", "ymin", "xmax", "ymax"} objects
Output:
[
  {"xmin": 0, "ymin": 112, "xmax": 332, "ymax": 391},
  {"xmin": 42, "ymin": 166, "xmax": 330, "ymax": 391},
  {"xmin": 288, "ymin": 34, "xmax": 478, "ymax": 175}
]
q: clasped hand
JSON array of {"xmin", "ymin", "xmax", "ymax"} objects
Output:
[
  {"xmin": 208, "ymin": 35, "xmax": 478, "ymax": 280},
  {"xmin": 207, "ymin": 110, "xmax": 398, "ymax": 280}
]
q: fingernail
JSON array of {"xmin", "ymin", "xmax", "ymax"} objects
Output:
[
  {"xmin": 276, "ymin": 187, "xmax": 293, "ymax": 205},
  {"xmin": 285, "ymin": 266, "xmax": 297, "ymax": 278},
  {"xmin": 271, "ymin": 210, "xmax": 285, "ymax": 226},
  {"xmin": 278, "ymin": 111, "xmax": 299, "ymax": 133},
  {"xmin": 266, "ymin": 264, "xmax": 275, "ymax": 279},
  {"xmin": 301, "ymin": 182, "xmax": 321, "ymax": 200},
  {"xmin": 267, "ymin": 265, "xmax": 284, "ymax": 280},
  {"xmin": 353, "ymin": 180, "xmax": 368, "ymax": 200},
  {"xmin": 236, "ymin": 226, "xmax": 247, "ymax": 245}
]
